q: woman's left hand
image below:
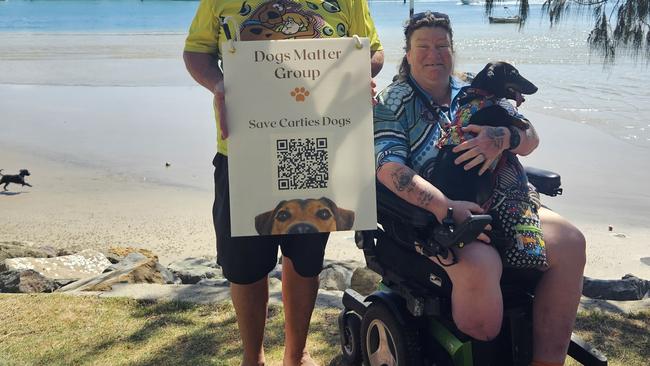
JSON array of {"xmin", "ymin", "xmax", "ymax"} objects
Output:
[{"xmin": 452, "ymin": 125, "xmax": 508, "ymax": 175}]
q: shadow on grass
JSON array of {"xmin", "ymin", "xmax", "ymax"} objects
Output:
[
  {"xmin": 28, "ymin": 297, "xmax": 351, "ymax": 366},
  {"xmin": 574, "ymin": 310, "xmax": 650, "ymax": 364},
  {"xmin": 127, "ymin": 301, "xmax": 241, "ymax": 366},
  {"xmin": 31, "ymin": 299, "xmax": 241, "ymax": 366}
]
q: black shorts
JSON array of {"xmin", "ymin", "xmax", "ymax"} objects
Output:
[{"xmin": 212, "ymin": 153, "xmax": 329, "ymax": 284}]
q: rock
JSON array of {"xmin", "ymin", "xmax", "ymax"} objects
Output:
[
  {"xmin": 323, "ymin": 259, "xmax": 361, "ymax": 272},
  {"xmin": 98, "ymin": 283, "xmax": 232, "ymax": 304},
  {"xmin": 106, "ymin": 253, "xmax": 178, "ymax": 285},
  {"xmin": 34, "ymin": 245, "xmax": 58, "ymax": 258},
  {"xmin": 350, "ymin": 267, "xmax": 382, "ymax": 296},
  {"xmin": 104, "ymin": 246, "xmax": 158, "ymax": 264},
  {"xmin": 582, "ymin": 274, "xmax": 650, "ymax": 301},
  {"xmin": 104, "ymin": 252, "xmax": 147, "ymax": 271},
  {"xmin": 197, "ymin": 278, "xmax": 229, "ymax": 287},
  {"xmin": 0, "ymin": 241, "xmax": 54, "ymax": 264},
  {"xmin": 579, "ymin": 296, "xmax": 650, "ymax": 314},
  {"xmin": 316, "ymin": 289, "xmax": 345, "ymax": 309},
  {"xmin": 55, "ymin": 248, "xmax": 75, "ymax": 256},
  {"xmin": 0, "ymin": 270, "xmax": 58, "ymax": 293},
  {"xmin": 58, "ymin": 255, "xmax": 168, "ymax": 292},
  {"xmin": 319, "ymin": 264, "xmax": 351, "ymax": 291},
  {"xmin": 2, "ymin": 249, "xmax": 111, "ymax": 281},
  {"xmin": 156, "ymin": 263, "xmax": 180, "ymax": 284},
  {"xmin": 167, "ymin": 257, "xmax": 221, "ymax": 284}
]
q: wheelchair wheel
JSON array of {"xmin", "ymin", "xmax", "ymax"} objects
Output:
[
  {"xmin": 338, "ymin": 310, "xmax": 362, "ymax": 364},
  {"xmin": 361, "ymin": 302, "xmax": 422, "ymax": 366}
]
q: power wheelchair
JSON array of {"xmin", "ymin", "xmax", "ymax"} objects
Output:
[{"xmin": 338, "ymin": 167, "xmax": 608, "ymax": 366}]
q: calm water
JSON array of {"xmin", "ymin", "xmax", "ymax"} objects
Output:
[{"xmin": 1, "ymin": 0, "xmax": 649, "ymax": 147}]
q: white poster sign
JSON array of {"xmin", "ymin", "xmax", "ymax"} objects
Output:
[{"xmin": 222, "ymin": 37, "xmax": 377, "ymax": 237}]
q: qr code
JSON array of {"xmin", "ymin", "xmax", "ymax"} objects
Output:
[{"xmin": 276, "ymin": 137, "xmax": 329, "ymax": 190}]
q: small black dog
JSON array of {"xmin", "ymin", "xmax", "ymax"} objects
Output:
[
  {"xmin": 431, "ymin": 61, "xmax": 538, "ymax": 203},
  {"xmin": 0, "ymin": 169, "xmax": 32, "ymax": 191},
  {"xmin": 430, "ymin": 62, "xmax": 548, "ymax": 269}
]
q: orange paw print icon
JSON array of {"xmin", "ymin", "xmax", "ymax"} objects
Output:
[{"xmin": 290, "ymin": 87, "xmax": 310, "ymax": 102}]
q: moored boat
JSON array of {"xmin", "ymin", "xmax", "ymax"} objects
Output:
[{"xmin": 488, "ymin": 15, "xmax": 522, "ymax": 24}]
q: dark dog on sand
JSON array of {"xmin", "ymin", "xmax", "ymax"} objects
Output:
[
  {"xmin": 255, "ymin": 197, "xmax": 355, "ymax": 235},
  {"xmin": 431, "ymin": 61, "xmax": 538, "ymax": 203},
  {"xmin": 0, "ymin": 169, "xmax": 32, "ymax": 191}
]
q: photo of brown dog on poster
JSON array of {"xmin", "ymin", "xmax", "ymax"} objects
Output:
[{"xmin": 254, "ymin": 197, "xmax": 355, "ymax": 235}]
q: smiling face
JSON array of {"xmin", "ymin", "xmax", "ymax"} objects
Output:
[{"xmin": 406, "ymin": 26, "xmax": 454, "ymax": 93}]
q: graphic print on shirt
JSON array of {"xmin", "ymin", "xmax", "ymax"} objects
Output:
[{"xmin": 236, "ymin": 0, "xmax": 335, "ymax": 40}]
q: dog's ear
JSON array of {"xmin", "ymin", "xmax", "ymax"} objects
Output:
[
  {"xmin": 255, "ymin": 200, "xmax": 286, "ymax": 235},
  {"xmin": 254, "ymin": 210, "xmax": 275, "ymax": 235},
  {"xmin": 470, "ymin": 62, "xmax": 495, "ymax": 89},
  {"xmin": 486, "ymin": 62, "xmax": 497, "ymax": 78},
  {"xmin": 335, "ymin": 208, "xmax": 355, "ymax": 230},
  {"xmin": 319, "ymin": 197, "xmax": 355, "ymax": 231}
]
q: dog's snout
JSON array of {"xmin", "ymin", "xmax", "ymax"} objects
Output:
[{"xmin": 287, "ymin": 223, "xmax": 319, "ymax": 234}]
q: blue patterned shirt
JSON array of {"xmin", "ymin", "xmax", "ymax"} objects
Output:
[{"xmin": 374, "ymin": 75, "xmax": 466, "ymax": 179}]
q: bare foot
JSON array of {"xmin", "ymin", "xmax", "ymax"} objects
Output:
[{"xmin": 283, "ymin": 351, "xmax": 318, "ymax": 366}]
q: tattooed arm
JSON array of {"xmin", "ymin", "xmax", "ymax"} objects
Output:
[
  {"xmin": 376, "ymin": 162, "xmax": 488, "ymax": 226},
  {"xmin": 452, "ymin": 124, "xmax": 540, "ymax": 175},
  {"xmin": 505, "ymin": 123, "xmax": 539, "ymax": 156}
]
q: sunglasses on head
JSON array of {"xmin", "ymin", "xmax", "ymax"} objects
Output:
[{"xmin": 411, "ymin": 11, "xmax": 450, "ymax": 22}]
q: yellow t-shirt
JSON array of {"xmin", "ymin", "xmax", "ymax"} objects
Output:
[{"xmin": 185, "ymin": 0, "xmax": 383, "ymax": 155}]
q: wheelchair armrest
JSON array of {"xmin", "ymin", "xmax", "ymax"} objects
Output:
[
  {"xmin": 376, "ymin": 182, "xmax": 437, "ymax": 228},
  {"xmin": 524, "ymin": 166, "xmax": 563, "ymax": 196},
  {"xmin": 376, "ymin": 182, "xmax": 492, "ymax": 259}
]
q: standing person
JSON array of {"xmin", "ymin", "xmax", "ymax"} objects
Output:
[
  {"xmin": 373, "ymin": 11, "xmax": 585, "ymax": 366},
  {"xmin": 183, "ymin": 0, "xmax": 383, "ymax": 365}
]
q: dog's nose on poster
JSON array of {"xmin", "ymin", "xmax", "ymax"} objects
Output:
[{"xmin": 288, "ymin": 223, "xmax": 319, "ymax": 234}]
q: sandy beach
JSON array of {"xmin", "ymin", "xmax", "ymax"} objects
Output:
[{"xmin": 1, "ymin": 32, "xmax": 649, "ymax": 280}]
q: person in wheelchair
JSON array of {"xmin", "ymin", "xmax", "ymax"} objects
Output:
[{"xmin": 372, "ymin": 11, "xmax": 586, "ymax": 366}]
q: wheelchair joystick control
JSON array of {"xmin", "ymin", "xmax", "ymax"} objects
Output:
[
  {"xmin": 431, "ymin": 211, "xmax": 493, "ymax": 255},
  {"xmin": 442, "ymin": 207, "xmax": 455, "ymax": 233}
]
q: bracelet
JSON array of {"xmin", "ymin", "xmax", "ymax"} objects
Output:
[{"xmin": 507, "ymin": 126, "xmax": 521, "ymax": 151}]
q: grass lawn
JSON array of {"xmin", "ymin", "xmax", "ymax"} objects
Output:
[{"xmin": 0, "ymin": 294, "xmax": 647, "ymax": 366}]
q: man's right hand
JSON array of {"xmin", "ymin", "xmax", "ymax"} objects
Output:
[{"xmin": 213, "ymin": 80, "xmax": 228, "ymax": 139}]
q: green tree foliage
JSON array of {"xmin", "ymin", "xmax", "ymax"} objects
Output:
[{"xmin": 485, "ymin": 0, "xmax": 650, "ymax": 63}]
